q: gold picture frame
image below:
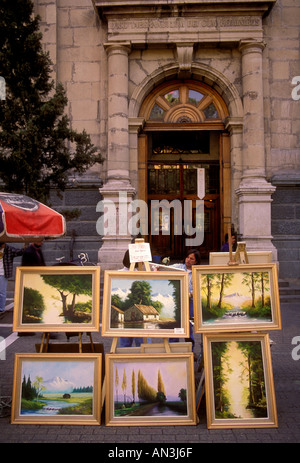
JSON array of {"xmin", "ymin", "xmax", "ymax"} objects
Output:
[
  {"xmin": 203, "ymin": 332, "xmax": 278, "ymax": 429},
  {"xmin": 105, "ymin": 353, "xmax": 196, "ymax": 426},
  {"xmin": 209, "ymin": 251, "xmax": 272, "ymax": 265},
  {"xmin": 193, "ymin": 263, "xmax": 281, "ymax": 333},
  {"xmin": 13, "ymin": 266, "xmax": 100, "ymax": 332},
  {"xmin": 11, "ymin": 353, "xmax": 102, "ymax": 425},
  {"xmin": 102, "ymin": 271, "xmax": 189, "ymax": 338}
]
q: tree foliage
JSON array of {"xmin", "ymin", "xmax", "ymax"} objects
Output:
[
  {"xmin": 41, "ymin": 274, "xmax": 92, "ymax": 318},
  {"xmin": 0, "ymin": 0, "xmax": 103, "ymax": 202}
]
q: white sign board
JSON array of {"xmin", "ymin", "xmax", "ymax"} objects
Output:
[
  {"xmin": 197, "ymin": 168, "xmax": 205, "ymax": 199},
  {"xmin": 129, "ymin": 242, "xmax": 152, "ymax": 263}
]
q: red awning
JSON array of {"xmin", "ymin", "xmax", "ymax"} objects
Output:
[{"xmin": 0, "ymin": 193, "xmax": 66, "ymax": 242}]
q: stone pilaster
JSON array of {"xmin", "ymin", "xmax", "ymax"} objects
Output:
[
  {"xmin": 98, "ymin": 42, "xmax": 135, "ymax": 268},
  {"xmin": 236, "ymin": 40, "xmax": 277, "ymax": 259}
]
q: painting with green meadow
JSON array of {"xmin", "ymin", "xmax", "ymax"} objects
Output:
[{"xmin": 12, "ymin": 353, "xmax": 102, "ymax": 425}]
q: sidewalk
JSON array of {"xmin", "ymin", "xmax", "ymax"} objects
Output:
[{"xmin": 0, "ymin": 299, "xmax": 299, "ymax": 444}]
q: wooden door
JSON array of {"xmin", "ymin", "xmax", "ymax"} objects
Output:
[{"xmin": 147, "ymin": 161, "xmax": 220, "ymax": 260}]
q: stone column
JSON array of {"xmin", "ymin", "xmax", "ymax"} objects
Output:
[
  {"xmin": 236, "ymin": 40, "xmax": 277, "ymax": 259},
  {"xmin": 98, "ymin": 43, "xmax": 135, "ymax": 268}
]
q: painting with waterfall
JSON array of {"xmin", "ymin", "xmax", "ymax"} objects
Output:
[
  {"xmin": 193, "ymin": 263, "xmax": 281, "ymax": 332},
  {"xmin": 11, "ymin": 353, "xmax": 102, "ymax": 425}
]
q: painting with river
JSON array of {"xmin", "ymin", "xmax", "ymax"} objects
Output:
[
  {"xmin": 193, "ymin": 264, "xmax": 281, "ymax": 332},
  {"xmin": 11, "ymin": 353, "xmax": 102, "ymax": 425},
  {"xmin": 106, "ymin": 353, "xmax": 197, "ymax": 426}
]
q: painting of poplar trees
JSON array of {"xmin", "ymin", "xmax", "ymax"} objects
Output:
[
  {"xmin": 106, "ymin": 354, "xmax": 196, "ymax": 425},
  {"xmin": 193, "ymin": 264, "xmax": 281, "ymax": 332}
]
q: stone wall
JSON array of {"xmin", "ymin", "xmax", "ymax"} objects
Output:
[{"xmin": 30, "ymin": 0, "xmax": 300, "ymax": 276}]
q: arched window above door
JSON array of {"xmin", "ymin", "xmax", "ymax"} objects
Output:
[{"xmin": 139, "ymin": 81, "xmax": 228, "ymax": 125}]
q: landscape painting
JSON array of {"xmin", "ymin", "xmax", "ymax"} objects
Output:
[
  {"xmin": 13, "ymin": 266, "xmax": 100, "ymax": 332},
  {"xmin": 102, "ymin": 271, "xmax": 189, "ymax": 338},
  {"xmin": 193, "ymin": 263, "xmax": 281, "ymax": 332},
  {"xmin": 11, "ymin": 353, "xmax": 102, "ymax": 425},
  {"xmin": 105, "ymin": 353, "xmax": 196, "ymax": 426},
  {"xmin": 203, "ymin": 333, "xmax": 278, "ymax": 428}
]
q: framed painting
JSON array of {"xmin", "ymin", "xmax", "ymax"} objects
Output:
[
  {"xmin": 11, "ymin": 353, "xmax": 102, "ymax": 425},
  {"xmin": 193, "ymin": 263, "xmax": 281, "ymax": 333},
  {"xmin": 13, "ymin": 266, "xmax": 100, "ymax": 332},
  {"xmin": 203, "ymin": 332, "xmax": 278, "ymax": 429},
  {"xmin": 105, "ymin": 353, "xmax": 196, "ymax": 426},
  {"xmin": 209, "ymin": 251, "xmax": 272, "ymax": 265},
  {"xmin": 141, "ymin": 342, "xmax": 192, "ymax": 353},
  {"xmin": 102, "ymin": 271, "xmax": 189, "ymax": 338}
]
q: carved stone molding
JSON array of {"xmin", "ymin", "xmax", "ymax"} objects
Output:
[{"xmin": 176, "ymin": 44, "xmax": 194, "ymax": 79}]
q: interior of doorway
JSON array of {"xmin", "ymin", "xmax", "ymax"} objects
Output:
[{"xmin": 146, "ymin": 130, "xmax": 221, "ymax": 262}]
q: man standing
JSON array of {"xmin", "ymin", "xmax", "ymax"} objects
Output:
[
  {"xmin": 0, "ymin": 242, "xmax": 24, "ymax": 312},
  {"xmin": 21, "ymin": 241, "xmax": 45, "ymax": 266}
]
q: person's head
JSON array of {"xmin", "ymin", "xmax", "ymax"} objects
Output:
[
  {"xmin": 0, "ymin": 242, "xmax": 5, "ymax": 249},
  {"xmin": 32, "ymin": 240, "xmax": 43, "ymax": 248},
  {"xmin": 184, "ymin": 249, "xmax": 201, "ymax": 269}
]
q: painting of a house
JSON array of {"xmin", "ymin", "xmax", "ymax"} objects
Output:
[
  {"xmin": 102, "ymin": 271, "xmax": 189, "ymax": 337},
  {"xmin": 124, "ymin": 304, "xmax": 159, "ymax": 322},
  {"xmin": 111, "ymin": 305, "xmax": 124, "ymax": 323}
]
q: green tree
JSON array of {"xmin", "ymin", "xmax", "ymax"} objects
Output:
[
  {"xmin": 32, "ymin": 376, "xmax": 45, "ymax": 402},
  {"xmin": 178, "ymin": 388, "xmax": 187, "ymax": 403},
  {"xmin": 115, "ymin": 368, "xmax": 119, "ymax": 404},
  {"xmin": 41, "ymin": 274, "xmax": 92, "ymax": 318},
  {"xmin": 132, "ymin": 370, "xmax": 136, "ymax": 403},
  {"xmin": 22, "ymin": 286, "xmax": 45, "ymax": 322},
  {"xmin": 137, "ymin": 370, "xmax": 157, "ymax": 403},
  {"xmin": 122, "ymin": 369, "xmax": 127, "ymax": 404},
  {"xmin": 156, "ymin": 369, "xmax": 166, "ymax": 404},
  {"xmin": 0, "ymin": 0, "xmax": 103, "ymax": 203}
]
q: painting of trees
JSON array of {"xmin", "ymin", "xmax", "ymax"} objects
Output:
[
  {"xmin": 199, "ymin": 270, "xmax": 272, "ymax": 325},
  {"xmin": 22, "ymin": 287, "xmax": 45, "ymax": 323},
  {"xmin": 211, "ymin": 340, "xmax": 267, "ymax": 420},
  {"xmin": 41, "ymin": 273, "xmax": 92, "ymax": 322},
  {"xmin": 113, "ymin": 359, "xmax": 189, "ymax": 418}
]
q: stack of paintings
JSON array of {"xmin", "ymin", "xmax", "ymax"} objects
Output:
[
  {"xmin": 11, "ymin": 266, "xmax": 103, "ymax": 425},
  {"xmin": 193, "ymin": 263, "xmax": 281, "ymax": 428}
]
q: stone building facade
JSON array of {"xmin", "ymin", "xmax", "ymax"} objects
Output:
[{"xmin": 33, "ymin": 0, "xmax": 300, "ymax": 279}]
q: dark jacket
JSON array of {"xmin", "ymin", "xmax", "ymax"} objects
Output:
[
  {"xmin": 21, "ymin": 244, "xmax": 45, "ymax": 267},
  {"xmin": 2, "ymin": 244, "xmax": 24, "ymax": 279}
]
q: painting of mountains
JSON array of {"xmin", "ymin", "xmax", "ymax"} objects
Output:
[
  {"xmin": 193, "ymin": 264, "xmax": 281, "ymax": 332},
  {"xmin": 11, "ymin": 354, "xmax": 102, "ymax": 425},
  {"xmin": 102, "ymin": 271, "xmax": 189, "ymax": 337}
]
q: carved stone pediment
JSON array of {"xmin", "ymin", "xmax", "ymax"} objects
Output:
[{"xmin": 93, "ymin": 0, "xmax": 276, "ymax": 45}]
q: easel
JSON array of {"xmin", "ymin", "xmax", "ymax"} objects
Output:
[
  {"xmin": 103, "ymin": 240, "xmax": 174, "ymax": 409},
  {"xmin": 234, "ymin": 242, "xmax": 249, "ymax": 264},
  {"xmin": 227, "ymin": 225, "xmax": 249, "ymax": 265},
  {"xmin": 39, "ymin": 331, "xmax": 95, "ymax": 353},
  {"xmin": 110, "ymin": 239, "xmax": 153, "ymax": 354},
  {"xmin": 227, "ymin": 225, "xmax": 239, "ymax": 266}
]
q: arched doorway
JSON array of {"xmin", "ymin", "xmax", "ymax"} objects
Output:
[{"xmin": 138, "ymin": 80, "xmax": 230, "ymax": 260}]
